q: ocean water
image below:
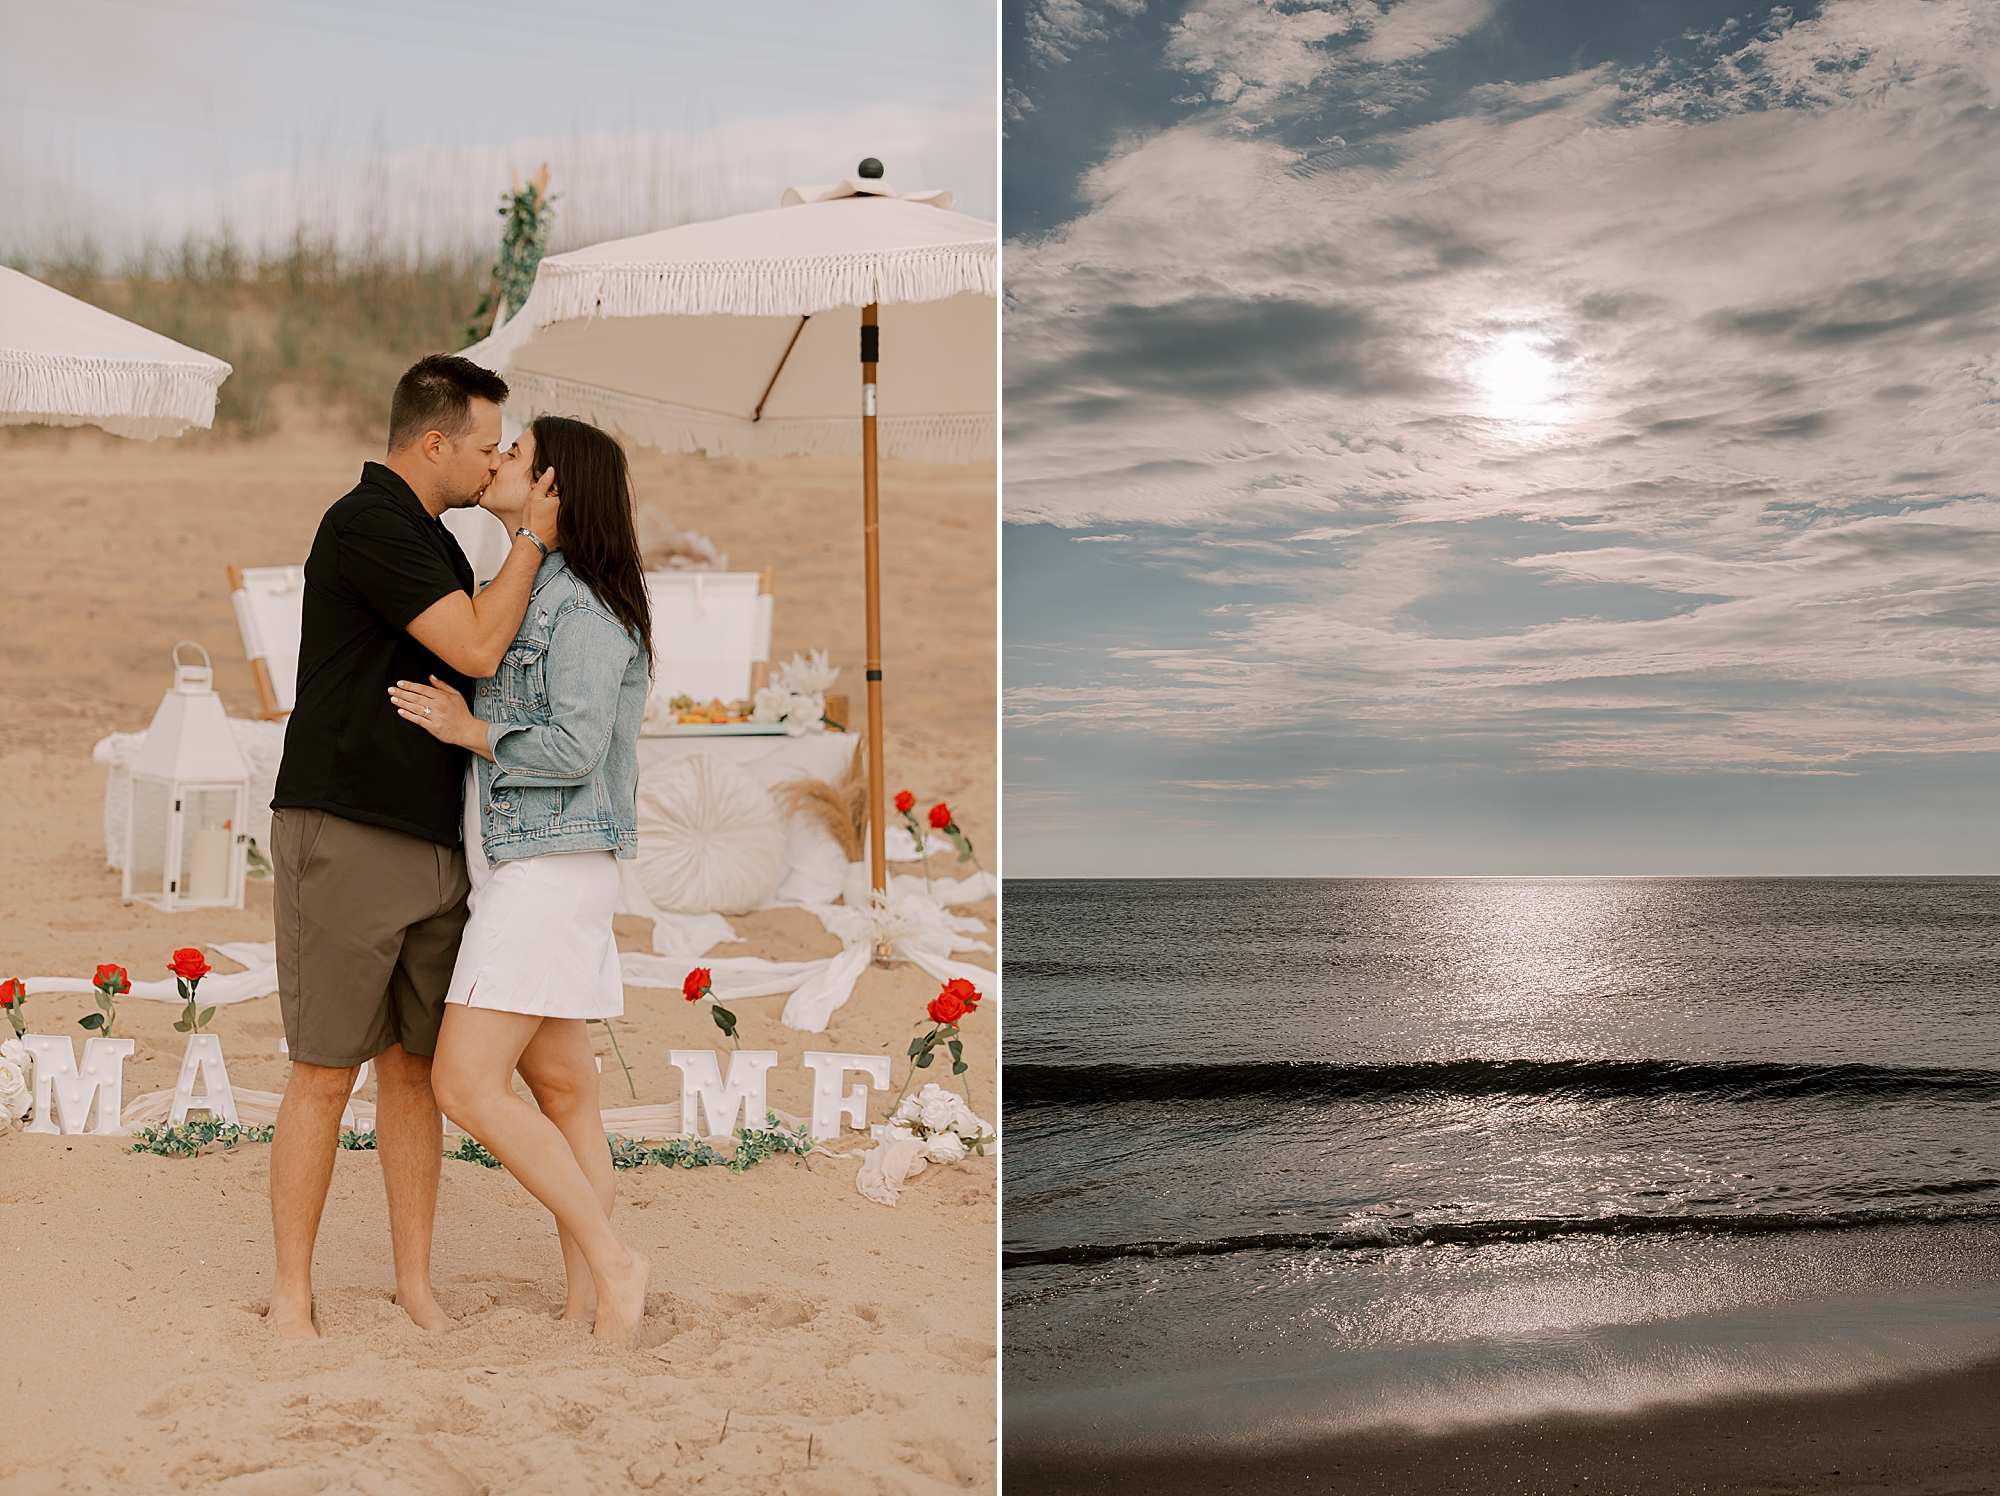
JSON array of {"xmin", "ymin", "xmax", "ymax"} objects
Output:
[{"xmin": 1002, "ymin": 877, "xmax": 2000, "ymax": 1456}]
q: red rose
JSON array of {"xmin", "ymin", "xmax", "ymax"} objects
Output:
[
  {"xmin": 942, "ymin": 977, "xmax": 982, "ymax": 1013},
  {"xmin": 168, "ymin": 948, "xmax": 210, "ymax": 983},
  {"xmin": 683, "ymin": 967, "xmax": 713, "ymax": 1002},
  {"xmin": 93, "ymin": 963, "xmax": 130, "ymax": 995},
  {"xmin": 927, "ymin": 990, "xmax": 967, "ymax": 1026},
  {"xmin": 895, "ymin": 789, "xmax": 914, "ymax": 813},
  {"xmin": 928, "ymin": 802, "xmax": 951, "ymax": 830},
  {"xmin": 0, "ymin": 978, "xmax": 20, "ymax": 1007}
]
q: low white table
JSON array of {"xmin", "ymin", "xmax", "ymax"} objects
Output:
[{"xmin": 635, "ymin": 729, "xmax": 858, "ymax": 790}]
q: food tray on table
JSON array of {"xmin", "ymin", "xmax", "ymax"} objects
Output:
[{"xmin": 653, "ymin": 721, "xmax": 791, "ymax": 737}]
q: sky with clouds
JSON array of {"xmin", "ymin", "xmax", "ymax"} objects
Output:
[
  {"xmin": 1, "ymin": 0, "xmax": 994, "ymax": 257},
  {"xmin": 1003, "ymin": 0, "xmax": 2000, "ymax": 876}
]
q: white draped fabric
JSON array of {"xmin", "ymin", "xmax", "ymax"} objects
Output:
[
  {"xmin": 617, "ymin": 867, "xmax": 999, "ymax": 1032},
  {"xmin": 19, "ymin": 871, "xmax": 996, "ymax": 1032}
]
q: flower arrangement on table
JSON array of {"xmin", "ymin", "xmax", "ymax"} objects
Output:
[{"xmin": 753, "ymin": 649, "xmax": 841, "ymax": 736}]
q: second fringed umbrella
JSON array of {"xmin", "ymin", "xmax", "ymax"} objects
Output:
[{"xmin": 464, "ymin": 164, "xmax": 996, "ymax": 900}]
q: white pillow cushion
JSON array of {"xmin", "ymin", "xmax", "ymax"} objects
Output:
[{"xmin": 633, "ymin": 753, "xmax": 786, "ymax": 914}]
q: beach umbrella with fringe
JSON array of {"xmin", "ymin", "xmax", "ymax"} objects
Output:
[
  {"xmin": 0, "ymin": 265, "xmax": 231, "ymax": 439},
  {"xmin": 465, "ymin": 162, "xmax": 996, "ymax": 906}
]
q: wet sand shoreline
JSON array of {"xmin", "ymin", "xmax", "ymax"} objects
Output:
[{"xmin": 1005, "ymin": 1356, "xmax": 2000, "ymax": 1495}]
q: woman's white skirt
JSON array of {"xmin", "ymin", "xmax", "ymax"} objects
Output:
[{"xmin": 446, "ymin": 771, "xmax": 624, "ymax": 1020}]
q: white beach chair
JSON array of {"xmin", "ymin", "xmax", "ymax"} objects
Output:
[
  {"xmin": 646, "ymin": 569, "xmax": 774, "ymax": 706},
  {"xmin": 226, "ymin": 564, "xmax": 306, "ymax": 719}
]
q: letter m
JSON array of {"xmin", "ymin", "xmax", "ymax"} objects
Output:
[{"xmin": 666, "ymin": 1049, "xmax": 780, "ymax": 1139}]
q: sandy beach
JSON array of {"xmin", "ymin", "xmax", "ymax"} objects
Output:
[
  {"xmin": 1005, "ymin": 1359, "xmax": 2000, "ymax": 1495},
  {"xmin": 0, "ymin": 410, "xmax": 997, "ymax": 1494}
]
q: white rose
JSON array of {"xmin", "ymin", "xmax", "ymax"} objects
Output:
[
  {"xmin": 925, "ymin": 1131, "xmax": 967, "ymax": 1164},
  {"xmin": 919, "ymin": 1093, "xmax": 957, "ymax": 1133},
  {"xmin": 751, "ymin": 685, "xmax": 791, "ymax": 723},
  {"xmin": 781, "ymin": 692, "xmax": 822, "ymax": 736},
  {"xmin": 0, "ymin": 1035, "xmax": 26, "ymax": 1068},
  {"xmin": 892, "ymin": 1095, "xmax": 924, "ymax": 1125},
  {"xmin": 0, "ymin": 1055, "xmax": 30, "ymax": 1125}
]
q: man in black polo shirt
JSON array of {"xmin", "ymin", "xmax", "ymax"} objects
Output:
[{"xmin": 266, "ymin": 353, "xmax": 558, "ymax": 1339}]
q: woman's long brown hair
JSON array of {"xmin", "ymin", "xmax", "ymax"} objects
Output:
[{"xmin": 528, "ymin": 414, "xmax": 654, "ymax": 672}]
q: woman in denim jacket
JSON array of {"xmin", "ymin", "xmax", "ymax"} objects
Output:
[{"xmin": 389, "ymin": 414, "xmax": 653, "ymax": 1346}]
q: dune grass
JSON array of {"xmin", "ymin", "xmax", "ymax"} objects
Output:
[{"xmin": 14, "ymin": 235, "xmax": 489, "ymax": 439}]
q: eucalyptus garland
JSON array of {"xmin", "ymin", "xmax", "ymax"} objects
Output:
[
  {"xmin": 127, "ymin": 1112, "xmax": 816, "ymax": 1173},
  {"xmin": 127, "ymin": 1119, "xmax": 274, "ymax": 1156},
  {"xmin": 460, "ymin": 165, "xmax": 557, "ymax": 346}
]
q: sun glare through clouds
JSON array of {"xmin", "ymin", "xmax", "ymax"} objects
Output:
[{"xmin": 1468, "ymin": 330, "xmax": 1566, "ymax": 422}]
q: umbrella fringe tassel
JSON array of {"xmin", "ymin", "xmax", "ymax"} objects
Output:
[
  {"xmin": 0, "ymin": 350, "xmax": 230, "ymax": 439},
  {"xmin": 524, "ymin": 244, "xmax": 997, "ymax": 326}
]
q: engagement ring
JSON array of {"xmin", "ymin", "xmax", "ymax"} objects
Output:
[{"xmin": 425, "ymin": 707, "xmax": 432, "ymax": 717}]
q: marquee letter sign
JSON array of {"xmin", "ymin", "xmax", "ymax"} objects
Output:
[
  {"xmin": 169, "ymin": 1034, "xmax": 238, "ymax": 1125},
  {"xmin": 23, "ymin": 1035, "xmax": 135, "ymax": 1136},
  {"xmin": 801, "ymin": 1051, "xmax": 891, "ymax": 1139},
  {"xmin": 667, "ymin": 1049, "xmax": 782, "ymax": 1138}
]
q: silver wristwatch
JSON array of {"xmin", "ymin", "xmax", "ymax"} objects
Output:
[{"xmin": 515, "ymin": 527, "xmax": 549, "ymax": 557}]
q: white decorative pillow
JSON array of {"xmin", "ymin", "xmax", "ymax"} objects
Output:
[{"xmin": 634, "ymin": 754, "xmax": 787, "ymax": 914}]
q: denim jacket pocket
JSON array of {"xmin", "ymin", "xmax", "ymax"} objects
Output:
[{"xmin": 499, "ymin": 638, "xmax": 549, "ymax": 712}]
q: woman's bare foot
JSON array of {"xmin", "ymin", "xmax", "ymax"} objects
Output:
[
  {"xmin": 591, "ymin": 1249, "xmax": 650, "ymax": 1347},
  {"xmin": 395, "ymin": 1290, "xmax": 451, "ymax": 1332},
  {"xmin": 561, "ymin": 1291, "xmax": 597, "ymax": 1322},
  {"xmin": 267, "ymin": 1291, "xmax": 320, "ymax": 1340}
]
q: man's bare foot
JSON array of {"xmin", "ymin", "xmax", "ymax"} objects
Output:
[
  {"xmin": 267, "ymin": 1291, "xmax": 320, "ymax": 1340},
  {"xmin": 591, "ymin": 1249, "xmax": 650, "ymax": 1348},
  {"xmin": 394, "ymin": 1289, "xmax": 451, "ymax": 1332}
]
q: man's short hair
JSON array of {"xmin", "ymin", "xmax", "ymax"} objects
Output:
[{"xmin": 387, "ymin": 354, "xmax": 511, "ymax": 452}]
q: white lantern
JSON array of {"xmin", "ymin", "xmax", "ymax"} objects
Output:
[{"xmin": 122, "ymin": 641, "xmax": 250, "ymax": 911}]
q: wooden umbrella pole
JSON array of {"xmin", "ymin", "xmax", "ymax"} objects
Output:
[{"xmin": 862, "ymin": 304, "xmax": 890, "ymax": 957}]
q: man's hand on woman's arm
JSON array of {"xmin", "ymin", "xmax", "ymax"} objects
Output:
[{"xmin": 405, "ymin": 469, "xmax": 559, "ymax": 677}]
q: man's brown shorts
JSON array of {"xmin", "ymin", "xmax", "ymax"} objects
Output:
[{"xmin": 272, "ymin": 807, "xmax": 471, "ymax": 1068}]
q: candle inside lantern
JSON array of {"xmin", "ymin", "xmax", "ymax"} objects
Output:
[{"xmin": 188, "ymin": 825, "xmax": 230, "ymax": 901}]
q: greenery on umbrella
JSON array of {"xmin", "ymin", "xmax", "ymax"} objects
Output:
[{"xmin": 460, "ymin": 164, "xmax": 557, "ymax": 346}]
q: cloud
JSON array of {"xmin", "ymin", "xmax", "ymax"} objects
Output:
[
  {"xmin": 1005, "ymin": 0, "xmax": 2000, "ymax": 793},
  {"xmin": 1164, "ymin": 0, "xmax": 1497, "ymax": 119},
  {"xmin": 1023, "ymin": 0, "xmax": 1151, "ymax": 67}
]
